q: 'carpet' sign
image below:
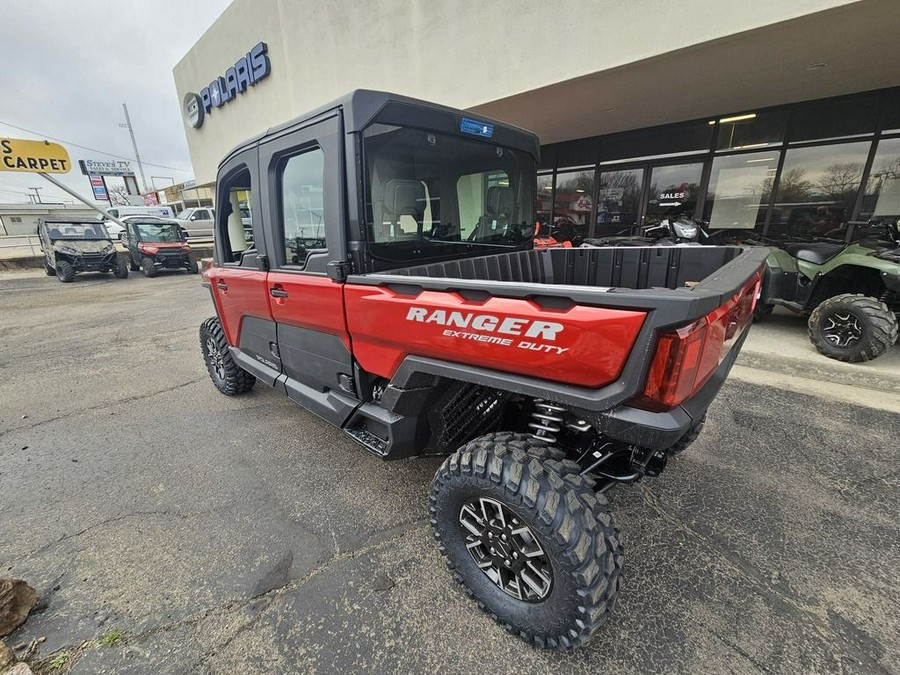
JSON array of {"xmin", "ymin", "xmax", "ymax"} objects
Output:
[{"xmin": 0, "ymin": 138, "xmax": 70, "ymax": 173}]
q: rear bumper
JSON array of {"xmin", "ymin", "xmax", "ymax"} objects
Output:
[{"xmin": 594, "ymin": 329, "xmax": 748, "ymax": 450}]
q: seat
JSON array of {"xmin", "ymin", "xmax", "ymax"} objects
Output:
[
  {"xmin": 783, "ymin": 241, "xmax": 845, "ymax": 265},
  {"xmin": 470, "ymin": 186, "xmax": 513, "ymax": 240},
  {"xmin": 381, "ymin": 179, "xmax": 425, "ymax": 239}
]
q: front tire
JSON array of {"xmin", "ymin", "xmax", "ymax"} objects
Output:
[
  {"xmin": 808, "ymin": 293, "xmax": 898, "ymax": 363},
  {"xmin": 199, "ymin": 317, "xmax": 256, "ymax": 396},
  {"xmin": 186, "ymin": 256, "xmax": 199, "ymax": 274},
  {"xmin": 44, "ymin": 260, "xmax": 56, "ymax": 276},
  {"xmin": 113, "ymin": 257, "xmax": 129, "ymax": 279},
  {"xmin": 129, "ymin": 258, "xmax": 140, "ymax": 272},
  {"xmin": 430, "ymin": 435, "xmax": 621, "ymax": 649},
  {"xmin": 56, "ymin": 260, "xmax": 75, "ymax": 283},
  {"xmin": 142, "ymin": 256, "xmax": 157, "ymax": 278}
]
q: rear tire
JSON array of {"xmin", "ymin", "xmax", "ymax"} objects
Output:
[
  {"xmin": 44, "ymin": 260, "xmax": 56, "ymax": 276},
  {"xmin": 142, "ymin": 256, "xmax": 157, "ymax": 278},
  {"xmin": 430, "ymin": 434, "xmax": 621, "ymax": 650},
  {"xmin": 56, "ymin": 260, "xmax": 75, "ymax": 283},
  {"xmin": 667, "ymin": 413, "xmax": 706, "ymax": 456},
  {"xmin": 199, "ymin": 317, "xmax": 256, "ymax": 396},
  {"xmin": 808, "ymin": 293, "xmax": 898, "ymax": 363},
  {"xmin": 753, "ymin": 302, "xmax": 774, "ymax": 321},
  {"xmin": 186, "ymin": 256, "xmax": 199, "ymax": 274},
  {"xmin": 113, "ymin": 257, "xmax": 129, "ymax": 279}
]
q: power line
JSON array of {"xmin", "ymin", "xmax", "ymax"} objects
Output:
[{"xmin": 0, "ymin": 119, "xmax": 192, "ymax": 173}]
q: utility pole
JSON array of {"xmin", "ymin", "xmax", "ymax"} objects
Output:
[
  {"xmin": 28, "ymin": 186, "xmax": 43, "ymax": 203},
  {"xmin": 120, "ymin": 102, "xmax": 148, "ymax": 193}
]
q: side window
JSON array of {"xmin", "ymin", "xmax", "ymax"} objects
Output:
[
  {"xmin": 216, "ymin": 167, "xmax": 254, "ymax": 264},
  {"xmin": 280, "ymin": 147, "xmax": 326, "ymax": 269}
]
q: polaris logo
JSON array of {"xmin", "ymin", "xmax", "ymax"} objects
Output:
[{"xmin": 405, "ymin": 307, "xmax": 563, "ymax": 341}]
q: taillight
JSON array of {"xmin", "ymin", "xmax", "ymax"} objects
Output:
[{"xmin": 633, "ymin": 272, "xmax": 761, "ymax": 412}]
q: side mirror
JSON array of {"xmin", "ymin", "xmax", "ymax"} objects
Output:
[{"xmin": 190, "ymin": 215, "xmax": 197, "ymax": 221}]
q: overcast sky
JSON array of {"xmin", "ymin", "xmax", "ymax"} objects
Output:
[{"xmin": 0, "ymin": 0, "xmax": 232, "ymax": 204}]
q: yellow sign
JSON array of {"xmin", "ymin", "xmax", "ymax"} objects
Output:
[{"xmin": 0, "ymin": 138, "xmax": 71, "ymax": 173}]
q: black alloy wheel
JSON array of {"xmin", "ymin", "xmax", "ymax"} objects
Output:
[
  {"xmin": 459, "ymin": 497, "xmax": 552, "ymax": 602},
  {"xmin": 199, "ymin": 317, "xmax": 256, "ymax": 395},
  {"xmin": 809, "ymin": 293, "xmax": 898, "ymax": 363}
]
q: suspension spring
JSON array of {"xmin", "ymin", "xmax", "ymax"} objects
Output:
[{"xmin": 528, "ymin": 400, "xmax": 566, "ymax": 443}]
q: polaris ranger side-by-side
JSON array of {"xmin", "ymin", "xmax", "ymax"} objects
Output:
[
  {"xmin": 121, "ymin": 218, "xmax": 199, "ymax": 277},
  {"xmin": 37, "ymin": 218, "xmax": 129, "ymax": 282},
  {"xmin": 199, "ymin": 91, "xmax": 767, "ymax": 649}
]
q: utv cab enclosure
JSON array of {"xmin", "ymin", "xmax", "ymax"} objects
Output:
[
  {"xmin": 199, "ymin": 91, "xmax": 767, "ymax": 649},
  {"xmin": 122, "ymin": 218, "xmax": 199, "ymax": 277}
]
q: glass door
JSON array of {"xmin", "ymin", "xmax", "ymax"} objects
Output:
[
  {"xmin": 595, "ymin": 167, "xmax": 644, "ymax": 236},
  {"xmin": 643, "ymin": 161, "xmax": 705, "ymax": 227}
]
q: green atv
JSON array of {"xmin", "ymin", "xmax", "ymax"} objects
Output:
[{"xmin": 756, "ymin": 220, "xmax": 900, "ymax": 362}]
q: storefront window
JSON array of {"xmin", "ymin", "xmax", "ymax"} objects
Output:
[
  {"xmin": 554, "ymin": 169, "xmax": 594, "ymax": 239},
  {"xmin": 788, "ymin": 94, "xmax": 881, "ymax": 143},
  {"xmin": 536, "ymin": 172, "xmax": 553, "ymax": 235},
  {"xmin": 715, "ymin": 110, "xmax": 787, "ymax": 152},
  {"xmin": 704, "ymin": 151, "xmax": 779, "ymax": 232},
  {"xmin": 644, "ymin": 162, "xmax": 703, "ymax": 226},
  {"xmin": 769, "ymin": 141, "xmax": 871, "ymax": 239},
  {"xmin": 596, "ymin": 168, "xmax": 643, "ymax": 235},
  {"xmin": 858, "ymin": 137, "xmax": 900, "ymax": 222}
]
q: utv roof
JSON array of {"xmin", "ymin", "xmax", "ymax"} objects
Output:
[
  {"xmin": 39, "ymin": 218, "xmax": 105, "ymax": 225},
  {"xmin": 220, "ymin": 89, "xmax": 540, "ymax": 168}
]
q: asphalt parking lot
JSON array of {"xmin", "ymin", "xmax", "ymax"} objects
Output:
[{"xmin": 1, "ymin": 269, "xmax": 898, "ymax": 674}]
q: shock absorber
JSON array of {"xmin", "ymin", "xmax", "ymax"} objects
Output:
[{"xmin": 528, "ymin": 400, "xmax": 566, "ymax": 443}]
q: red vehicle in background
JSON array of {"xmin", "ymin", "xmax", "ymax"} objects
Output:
[{"xmin": 199, "ymin": 91, "xmax": 767, "ymax": 650}]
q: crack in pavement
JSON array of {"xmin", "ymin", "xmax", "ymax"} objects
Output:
[
  {"xmin": 637, "ymin": 484, "xmax": 892, "ymax": 675},
  {"xmin": 21, "ymin": 510, "xmax": 182, "ymax": 560},
  {"xmin": 0, "ymin": 377, "xmax": 206, "ymax": 438},
  {"xmin": 47, "ymin": 518, "xmax": 427, "ymax": 674}
]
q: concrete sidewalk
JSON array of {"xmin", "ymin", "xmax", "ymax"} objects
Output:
[{"xmin": 738, "ymin": 308, "xmax": 900, "ymax": 407}]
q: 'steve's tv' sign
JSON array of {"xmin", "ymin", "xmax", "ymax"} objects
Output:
[{"xmin": 183, "ymin": 42, "xmax": 271, "ymax": 129}]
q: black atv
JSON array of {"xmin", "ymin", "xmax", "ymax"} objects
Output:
[
  {"xmin": 37, "ymin": 218, "xmax": 128, "ymax": 283},
  {"xmin": 122, "ymin": 219, "xmax": 199, "ymax": 277}
]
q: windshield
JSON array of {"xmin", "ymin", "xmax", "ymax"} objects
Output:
[
  {"xmin": 363, "ymin": 124, "xmax": 535, "ymax": 263},
  {"xmin": 134, "ymin": 221, "xmax": 185, "ymax": 242},
  {"xmin": 175, "ymin": 209, "xmax": 192, "ymax": 219},
  {"xmin": 45, "ymin": 223, "xmax": 111, "ymax": 241}
]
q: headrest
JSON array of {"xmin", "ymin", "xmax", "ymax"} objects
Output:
[
  {"xmin": 383, "ymin": 179, "xmax": 425, "ymax": 216},
  {"xmin": 486, "ymin": 186, "xmax": 513, "ymax": 217}
]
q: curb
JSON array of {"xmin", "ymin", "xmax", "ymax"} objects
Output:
[{"xmin": 736, "ymin": 348, "xmax": 900, "ymax": 394}]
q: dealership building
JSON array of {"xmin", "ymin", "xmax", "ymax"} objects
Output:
[{"xmin": 174, "ymin": 0, "xmax": 900, "ymax": 240}]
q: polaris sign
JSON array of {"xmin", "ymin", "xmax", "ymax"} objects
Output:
[{"xmin": 183, "ymin": 42, "xmax": 271, "ymax": 129}]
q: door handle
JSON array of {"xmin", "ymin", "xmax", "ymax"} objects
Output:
[
  {"xmin": 217, "ymin": 280, "xmax": 229, "ymax": 291},
  {"xmin": 270, "ymin": 287, "xmax": 288, "ymax": 298}
]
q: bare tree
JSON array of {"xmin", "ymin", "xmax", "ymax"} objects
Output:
[
  {"xmin": 818, "ymin": 162, "xmax": 863, "ymax": 199},
  {"xmin": 774, "ymin": 168, "xmax": 813, "ymax": 202}
]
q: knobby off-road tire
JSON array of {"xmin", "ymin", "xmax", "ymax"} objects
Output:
[
  {"xmin": 430, "ymin": 433, "xmax": 622, "ymax": 650},
  {"xmin": 142, "ymin": 256, "xmax": 157, "ymax": 278},
  {"xmin": 44, "ymin": 259, "xmax": 56, "ymax": 276},
  {"xmin": 56, "ymin": 261, "xmax": 75, "ymax": 283},
  {"xmin": 186, "ymin": 256, "xmax": 199, "ymax": 274},
  {"xmin": 113, "ymin": 257, "xmax": 129, "ymax": 279},
  {"xmin": 667, "ymin": 413, "xmax": 706, "ymax": 457},
  {"xmin": 199, "ymin": 317, "xmax": 255, "ymax": 396},
  {"xmin": 753, "ymin": 302, "xmax": 774, "ymax": 322},
  {"xmin": 808, "ymin": 293, "xmax": 898, "ymax": 363}
]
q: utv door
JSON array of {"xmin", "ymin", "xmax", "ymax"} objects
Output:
[
  {"xmin": 207, "ymin": 149, "xmax": 281, "ymax": 385},
  {"xmin": 259, "ymin": 110, "xmax": 357, "ymax": 425}
]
